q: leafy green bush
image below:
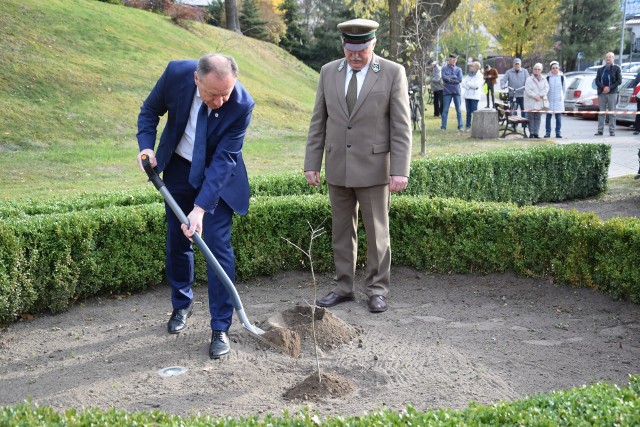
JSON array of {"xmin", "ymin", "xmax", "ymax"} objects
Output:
[
  {"xmin": 406, "ymin": 143, "xmax": 610, "ymax": 204},
  {"xmin": 1, "ymin": 376, "xmax": 638, "ymax": 426},
  {"xmin": 2, "ymin": 194, "xmax": 639, "ymax": 323},
  {"xmin": 0, "ymin": 144, "xmax": 610, "ymax": 218}
]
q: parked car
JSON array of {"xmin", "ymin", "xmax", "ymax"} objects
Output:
[
  {"xmin": 575, "ymin": 95, "xmax": 599, "ymax": 120},
  {"xmin": 615, "ymin": 74, "xmax": 640, "ymax": 126},
  {"xmin": 621, "ymin": 62, "xmax": 640, "ymax": 72},
  {"xmin": 564, "ymin": 73, "xmax": 597, "ymax": 114},
  {"xmin": 571, "ymin": 73, "xmax": 634, "ymax": 121},
  {"xmin": 586, "ymin": 62, "xmax": 640, "ymax": 73}
]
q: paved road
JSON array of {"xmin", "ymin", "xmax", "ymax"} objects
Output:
[{"xmin": 554, "ymin": 115, "xmax": 638, "ymax": 178}]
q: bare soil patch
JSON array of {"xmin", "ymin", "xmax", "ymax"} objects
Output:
[{"xmin": 0, "ymin": 195, "xmax": 639, "ymax": 418}]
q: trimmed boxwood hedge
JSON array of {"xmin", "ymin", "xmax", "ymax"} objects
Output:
[
  {"xmin": 0, "ymin": 143, "xmax": 610, "ymax": 219},
  {"xmin": 1, "ymin": 194, "xmax": 639, "ymax": 323},
  {"xmin": 1, "ymin": 376, "xmax": 639, "ymax": 426}
]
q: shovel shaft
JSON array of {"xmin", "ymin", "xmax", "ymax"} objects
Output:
[{"xmin": 140, "ymin": 154, "xmax": 264, "ymax": 335}]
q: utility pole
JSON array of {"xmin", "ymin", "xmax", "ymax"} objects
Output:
[{"xmin": 620, "ymin": 0, "xmax": 628, "ymax": 65}]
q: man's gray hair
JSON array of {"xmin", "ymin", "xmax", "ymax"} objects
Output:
[{"xmin": 197, "ymin": 53, "xmax": 239, "ymax": 79}]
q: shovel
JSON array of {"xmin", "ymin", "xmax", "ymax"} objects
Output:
[{"xmin": 140, "ymin": 154, "xmax": 265, "ymax": 336}]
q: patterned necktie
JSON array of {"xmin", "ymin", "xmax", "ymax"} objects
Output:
[
  {"xmin": 188, "ymin": 101, "xmax": 209, "ymax": 189},
  {"xmin": 346, "ymin": 69, "xmax": 359, "ymax": 115}
]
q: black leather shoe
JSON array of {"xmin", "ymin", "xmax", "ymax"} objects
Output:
[
  {"xmin": 167, "ymin": 302, "xmax": 193, "ymax": 334},
  {"xmin": 316, "ymin": 292, "xmax": 354, "ymax": 307},
  {"xmin": 594, "ymin": 131, "xmax": 603, "ymax": 136},
  {"xmin": 209, "ymin": 330, "xmax": 230, "ymax": 359},
  {"xmin": 368, "ymin": 295, "xmax": 388, "ymax": 313}
]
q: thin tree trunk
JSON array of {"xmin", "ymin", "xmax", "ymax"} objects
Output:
[
  {"xmin": 389, "ymin": 0, "xmax": 402, "ymax": 61},
  {"xmin": 225, "ymin": 0, "xmax": 241, "ymax": 33}
]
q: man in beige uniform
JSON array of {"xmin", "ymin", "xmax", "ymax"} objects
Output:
[{"xmin": 304, "ymin": 19, "xmax": 412, "ymax": 313}]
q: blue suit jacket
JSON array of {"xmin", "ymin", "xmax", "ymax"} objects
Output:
[{"xmin": 137, "ymin": 60, "xmax": 254, "ymax": 215}]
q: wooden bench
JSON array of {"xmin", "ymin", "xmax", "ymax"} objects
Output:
[{"xmin": 494, "ymin": 101, "xmax": 529, "ymax": 138}]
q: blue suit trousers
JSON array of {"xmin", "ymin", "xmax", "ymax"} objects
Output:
[{"xmin": 163, "ymin": 154, "xmax": 234, "ymax": 331}]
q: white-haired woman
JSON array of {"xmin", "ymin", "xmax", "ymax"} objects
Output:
[
  {"xmin": 461, "ymin": 61, "xmax": 484, "ymax": 131},
  {"xmin": 524, "ymin": 63, "xmax": 549, "ymax": 138}
]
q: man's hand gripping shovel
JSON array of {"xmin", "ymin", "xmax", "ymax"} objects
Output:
[{"xmin": 140, "ymin": 154, "xmax": 265, "ymax": 337}]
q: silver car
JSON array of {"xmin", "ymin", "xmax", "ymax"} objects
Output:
[
  {"xmin": 615, "ymin": 73, "xmax": 640, "ymax": 126},
  {"xmin": 564, "ymin": 73, "xmax": 597, "ymax": 114}
]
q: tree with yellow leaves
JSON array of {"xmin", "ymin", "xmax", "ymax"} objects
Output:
[{"xmin": 486, "ymin": 0, "xmax": 559, "ymax": 59}]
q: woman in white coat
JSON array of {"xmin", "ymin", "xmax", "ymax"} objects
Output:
[
  {"xmin": 524, "ymin": 63, "xmax": 549, "ymax": 138},
  {"xmin": 544, "ymin": 61, "xmax": 565, "ymax": 138},
  {"xmin": 461, "ymin": 61, "xmax": 485, "ymax": 131}
]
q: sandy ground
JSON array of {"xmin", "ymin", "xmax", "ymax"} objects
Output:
[{"xmin": 1, "ymin": 196, "xmax": 639, "ymax": 418}]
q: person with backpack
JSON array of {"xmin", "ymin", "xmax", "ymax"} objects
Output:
[{"xmin": 544, "ymin": 61, "xmax": 565, "ymax": 138}]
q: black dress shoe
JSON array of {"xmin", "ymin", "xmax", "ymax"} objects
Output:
[
  {"xmin": 209, "ymin": 330, "xmax": 230, "ymax": 359},
  {"xmin": 167, "ymin": 302, "xmax": 193, "ymax": 334},
  {"xmin": 368, "ymin": 295, "xmax": 387, "ymax": 313},
  {"xmin": 315, "ymin": 292, "xmax": 354, "ymax": 307},
  {"xmin": 595, "ymin": 131, "xmax": 603, "ymax": 136}
]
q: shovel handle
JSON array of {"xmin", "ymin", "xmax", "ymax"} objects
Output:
[
  {"xmin": 139, "ymin": 154, "xmax": 264, "ymax": 336},
  {"xmin": 140, "ymin": 154, "xmax": 164, "ymax": 191}
]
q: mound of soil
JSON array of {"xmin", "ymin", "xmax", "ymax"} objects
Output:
[
  {"xmin": 261, "ymin": 305, "xmax": 359, "ymax": 358},
  {"xmin": 283, "ymin": 372, "xmax": 355, "ymax": 401}
]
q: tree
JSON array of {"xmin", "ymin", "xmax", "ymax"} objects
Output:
[
  {"xmin": 278, "ymin": 0, "xmax": 310, "ymax": 59},
  {"xmin": 225, "ymin": 0, "xmax": 241, "ymax": 33},
  {"xmin": 486, "ymin": 0, "xmax": 559, "ymax": 60},
  {"xmin": 239, "ymin": 0, "xmax": 270, "ymax": 41},
  {"xmin": 351, "ymin": 0, "xmax": 461, "ymax": 63},
  {"xmin": 207, "ymin": 0, "xmax": 225, "ymax": 27},
  {"xmin": 438, "ymin": 0, "xmax": 492, "ymax": 68},
  {"xmin": 304, "ymin": 0, "xmax": 354, "ymax": 71},
  {"xmin": 557, "ymin": 0, "xmax": 619, "ymax": 71}
]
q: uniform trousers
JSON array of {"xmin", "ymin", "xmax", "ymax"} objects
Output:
[{"xmin": 328, "ymin": 184, "xmax": 390, "ymax": 298}]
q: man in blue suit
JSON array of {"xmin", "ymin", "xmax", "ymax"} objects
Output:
[{"xmin": 136, "ymin": 53, "xmax": 254, "ymax": 359}]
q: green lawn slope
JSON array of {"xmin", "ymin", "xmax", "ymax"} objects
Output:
[{"xmin": 0, "ymin": 0, "xmax": 318, "ymax": 199}]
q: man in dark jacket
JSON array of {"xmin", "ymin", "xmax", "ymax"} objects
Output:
[
  {"xmin": 136, "ymin": 54, "xmax": 254, "ymax": 359},
  {"xmin": 595, "ymin": 52, "xmax": 622, "ymax": 136}
]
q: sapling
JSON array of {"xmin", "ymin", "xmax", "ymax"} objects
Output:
[{"xmin": 281, "ymin": 220, "xmax": 326, "ymax": 382}]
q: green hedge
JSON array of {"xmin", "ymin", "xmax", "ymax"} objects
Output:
[
  {"xmin": 2, "ymin": 194, "xmax": 639, "ymax": 323},
  {"xmin": 0, "ymin": 144, "xmax": 610, "ymax": 219},
  {"xmin": 406, "ymin": 143, "xmax": 610, "ymax": 204},
  {"xmin": 1, "ymin": 376, "xmax": 638, "ymax": 426}
]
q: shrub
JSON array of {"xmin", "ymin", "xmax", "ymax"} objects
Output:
[{"xmin": 2, "ymin": 194, "xmax": 640, "ymax": 323}]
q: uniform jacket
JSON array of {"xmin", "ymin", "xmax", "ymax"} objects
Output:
[
  {"xmin": 595, "ymin": 64, "xmax": 622, "ymax": 94},
  {"xmin": 304, "ymin": 54, "xmax": 412, "ymax": 188},
  {"xmin": 137, "ymin": 60, "xmax": 254, "ymax": 215},
  {"xmin": 462, "ymin": 71, "xmax": 485, "ymax": 101}
]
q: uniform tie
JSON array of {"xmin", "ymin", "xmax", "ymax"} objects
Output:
[
  {"xmin": 346, "ymin": 69, "xmax": 359, "ymax": 115},
  {"xmin": 189, "ymin": 101, "xmax": 209, "ymax": 189}
]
